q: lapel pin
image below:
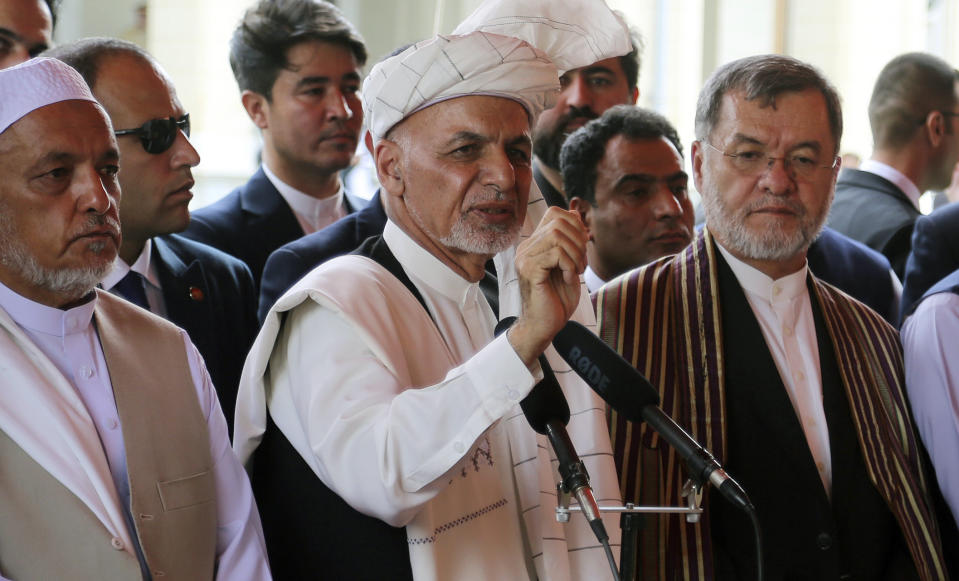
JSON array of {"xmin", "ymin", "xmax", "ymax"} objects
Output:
[{"xmin": 188, "ymin": 286, "xmax": 205, "ymax": 302}]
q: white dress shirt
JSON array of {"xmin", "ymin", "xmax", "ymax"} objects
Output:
[
  {"xmin": 262, "ymin": 163, "xmax": 347, "ymax": 234},
  {"xmin": 860, "ymin": 159, "xmax": 922, "ymax": 211},
  {"xmin": 901, "ymin": 292, "xmax": 959, "ymax": 528},
  {"xmin": 101, "ymin": 239, "xmax": 167, "ymax": 317},
  {"xmin": 0, "ymin": 281, "xmax": 270, "ymax": 581},
  {"xmin": 716, "ymin": 244, "xmax": 832, "ymax": 495},
  {"xmin": 584, "ymin": 265, "xmax": 606, "ymax": 294}
]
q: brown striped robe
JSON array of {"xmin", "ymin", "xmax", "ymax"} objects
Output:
[{"xmin": 594, "ymin": 228, "xmax": 947, "ymax": 581}]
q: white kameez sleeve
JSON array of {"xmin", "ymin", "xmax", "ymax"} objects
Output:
[
  {"xmin": 180, "ymin": 332, "xmax": 272, "ymax": 581},
  {"xmin": 268, "ymin": 299, "xmax": 537, "ymax": 527}
]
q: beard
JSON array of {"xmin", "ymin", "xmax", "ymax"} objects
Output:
[
  {"xmin": 701, "ymin": 185, "xmax": 831, "ymax": 262},
  {"xmin": 409, "ymin": 187, "xmax": 523, "ymax": 257},
  {"xmin": 0, "ymin": 210, "xmax": 118, "ymax": 303},
  {"xmin": 532, "ymin": 105, "xmax": 598, "ymax": 169}
]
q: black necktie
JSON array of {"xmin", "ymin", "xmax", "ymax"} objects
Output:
[{"xmin": 114, "ymin": 270, "xmax": 150, "ymax": 310}]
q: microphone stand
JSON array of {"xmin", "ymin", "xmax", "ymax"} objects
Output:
[{"xmin": 555, "ymin": 478, "xmax": 706, "ymax": 581}]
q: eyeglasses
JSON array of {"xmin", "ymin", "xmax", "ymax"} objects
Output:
[
  {"xmin": 701, "ymin": 141, "xmax": 839, "ymax": 180},
  {"xmin": 114, "ymin": 114, "xmax": 190, "ymax": 154}
]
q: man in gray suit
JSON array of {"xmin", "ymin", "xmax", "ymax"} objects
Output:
[{"xmin": 828, "ymin": 52, "xmax": 959, "ymax": 278}]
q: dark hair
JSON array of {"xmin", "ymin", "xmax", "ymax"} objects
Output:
[
  {"xmin": 869, "ymin": 52, "xmax": 959, "ymax": 149},
  {"xmin": 43, "ymin": 37, "xmax": 152, "ymax": 89},
  {"xmin": 229, "ymin": 0, "xmax": 367, "ymax": 101},
  {"xmin": 560, "ymin": 105, "xmax": 682, "ymax": 205},
  {"xmin": 616, "ymin": 15, "xmax": 643, "ymax": 93},
  {"xmin": 695, "ymin": 54, "xmax": 843, "ymax": 154},
  {"xmin": 44, "ymin": 0, "xmax": 60, "ymax": 27}
]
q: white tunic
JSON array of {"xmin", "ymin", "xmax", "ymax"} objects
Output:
[{"xmin": 236, "ymin": 211, "xmax": 623, "ymax": 579}]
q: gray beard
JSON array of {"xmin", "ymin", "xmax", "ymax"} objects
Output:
[
  {"xmin": 701, "ymin": 187, "xmax": 831, "ymax": 262},
  {"xmin": 0, "ymin": 212, "xmax": 115, "ymax": 302}
]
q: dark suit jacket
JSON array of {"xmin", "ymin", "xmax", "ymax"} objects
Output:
[
  {"xmin": 183, "ymin": 167, "xmax": 367, "ymax": 288},
  {"xmin": 258, "ymin": 191, "xmax": 388, "ymax": 322},
  {"xmin": 807, "ymin": 227, "xmax": 899, "ymax": 325},
  {"xmin": 153, "ymin": 234, "xmax": 258, "ymax": 435},
  {"xmin": 828, "ymin": 168, "xmax": 920, "ymax": 279},
  {"xmin": 901, "ymin": 202, "xmax": 959, "ymax": 320}
]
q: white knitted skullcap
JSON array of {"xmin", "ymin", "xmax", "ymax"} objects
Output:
[
  {"xmin": 0, "ymin": 57, "xmax": 97, "ymax": 136},
  {"xmin": 362, "ymin": 0, "xmax": 631, "ymax": 144}
]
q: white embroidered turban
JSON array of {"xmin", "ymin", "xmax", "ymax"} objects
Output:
[
  {"xmin": 362, "ymin": 0, "xmax": 632, "ymax": 144},
  {"xmin": 0, "ymin": 57, "xmax": 97, "ymax": 136}
]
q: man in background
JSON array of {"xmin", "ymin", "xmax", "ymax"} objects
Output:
[
  {"xmin": 184, "ymin": 0, "xmax": 368, "ymax": 287},
  {"xmin": 47, "ymin": 38, "xmax": 259, "ymax": 435},
  {"xmin": 531, "ymin": 19, "xmax": 640, "ymax": 208},
  {"xmin": 0, "ymin": 0, "xmax": 53, "ymax": 68},
  {"xmin": 563, "ymin": 105, "xmax": 693, "ymax": 290},
  {"xmin": 829, "ymin": 52, "xmax": 959, "ymax": 279}
]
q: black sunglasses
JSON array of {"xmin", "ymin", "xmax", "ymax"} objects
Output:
[{"xmin": 115, "ymin": 114, "xmax": 190, "ymax": 154}]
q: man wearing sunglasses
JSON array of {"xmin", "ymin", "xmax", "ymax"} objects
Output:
[
  {"xmin": 47, "ymin": 38, "xmax": 259, "ymax": 437},
  {"xmin": 183, "ymin": 0, "xmax": 369, "ymax": 289},
  {"xmin": 829, "ymin": 52, "xmax": 959, "ymax": 282}
]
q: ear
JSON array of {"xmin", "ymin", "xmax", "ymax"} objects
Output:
[
  {"xmin": 629, "ymin": 86, "xmax": 639, "ymax": 105},
  {"xmin": 691, "ymin": 140, "xmax": 706, "ymax": 193},
  {"xmin": 568, "ymin": 197, "xmax": 594, "ymax": 233},
  {"xmin": 923, "ymin": 110, "xmax": 947, "ymax": 147},
  {"xmin": 240, "ymin": 90, "xmax": 270, "ymax": 130},
  {"xmin": 374, "ymin": 138, "xmax": 405, "ymax": 199}
]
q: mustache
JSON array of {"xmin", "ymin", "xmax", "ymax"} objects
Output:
[
  {"xmin": 743, "ymin": 196, "xmax": 807, "ymax": 216},
  {"xmin": 70, "ymin": 213, "xmax": 121, "ymax": 241},
  {"xmin": 558, "ymin": 105, "xmax": 599, "ymax": 132},
  {"xmin": 317, "ymin": 120, "xmax": 357, "ymax": 140}
]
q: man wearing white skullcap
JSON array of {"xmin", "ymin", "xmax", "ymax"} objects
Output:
[
  {"xmin": 234, "ymin": 0, "xmax": 631, "ymax": 579},
  {"xmin": 0, "ymin": 58, "xmax": 270, "ymax": 580}
]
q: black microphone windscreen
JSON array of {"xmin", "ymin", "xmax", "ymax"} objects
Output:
[
  {"xmin": 520, "ymin": 356, "xmax": 570, "ymax": 434},
  {"xmin": 552, "ymin": 320, "xmax": 659, "ymax": 423},
  {"xmin": 494, "ymin": 316, "xmax": 517, "ymax": 337}
]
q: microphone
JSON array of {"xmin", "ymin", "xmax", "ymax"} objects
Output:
[
  {"xmin": 495, "ymin": 317, "xmax": 609, "ymax": 543},
  {"xmin": 552, "ymin": 320, "xmax": 753, "ymax": 513}
]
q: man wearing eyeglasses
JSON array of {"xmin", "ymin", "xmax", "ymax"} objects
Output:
[
  {"xmin": 0, "ymin": 0, "xmax": 53, "ymax": 69},
  {"xmin": 593, "ymin": 54, "xmax": 948, "ymax": 580},
  {"xmin": 47, "ymin": 38, "xmax": 259, "ymax": 436},
  {"xmin": 829, "ymin": 52, "xmax": 959, "ymax": 281},
  {"xmin": 183, "ymin": 0, "xmax": 369, "ymax": 289},
  {"xmin": 0, "ymin": 57, "xmax": 269, "ymax": 581}
]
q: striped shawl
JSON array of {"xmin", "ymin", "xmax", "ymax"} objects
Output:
[{"xmin": 594, "ymin": 228, "xmax": 946, "ymax": 580}]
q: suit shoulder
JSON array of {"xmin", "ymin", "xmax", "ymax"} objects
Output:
[{"xmin": 158, "ymin": 234, "xmax": 255, "ymax": 279}]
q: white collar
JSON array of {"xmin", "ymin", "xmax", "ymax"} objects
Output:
[
  {"xmin": 100, "ymin": 239, "xmax": 159, "ymax": 291},
  {"xmin": 262, "ymin": 163, "xmax": 345, "ymax": 222},
  {"xmin": 859, "ymin": 159, "xmax": 922, "ymax": 211},
  {"xmin": 715, "ymin": 241, "xmax": 808, "ymax": 304},
  {"xmin": 584, "ymin": 265, "xmax": 606, "ymax": 294},
  {"xmin": 0, "ymin": 279, "xmax": 96, "ymax": 339},
  {"xmin": 382, "ymin": 220, "xmax": 478, "ymax": 306}
]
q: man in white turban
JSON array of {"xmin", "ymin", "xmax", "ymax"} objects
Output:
[
  {"xmin": 0, "ymin": 58, "xmax": 270, "ymax": 580},
  {"xmin": 234, "ymin": 0, "xmax": 632, "ymax": 579}
]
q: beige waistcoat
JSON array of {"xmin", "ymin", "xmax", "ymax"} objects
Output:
[{"xmin": 0, "ymin": 291, "xmax": 216, "ymax": 580}]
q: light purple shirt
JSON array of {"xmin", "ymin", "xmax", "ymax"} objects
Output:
[
  {"xmin": 901, "ymin": 292, "xmax": 959, "ymax": 528},
  {"xmin": 0, "ymin": 281, "xmax": 271, "ymax": 580}
]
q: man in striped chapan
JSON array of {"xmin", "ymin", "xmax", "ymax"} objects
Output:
[{"xmin": 594, "ymin": 54, "xmax": 950, "ymax": 580}]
